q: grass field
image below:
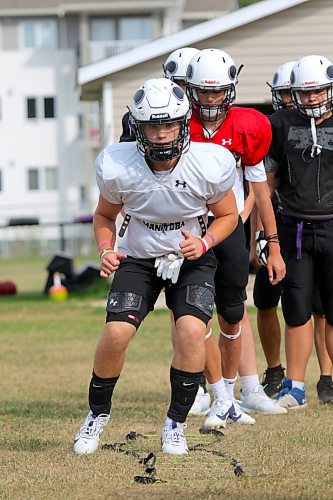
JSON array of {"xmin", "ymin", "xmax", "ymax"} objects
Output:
[{"xmin": 1, "ymin": 258, "xmax": 333, "ymax": 498}]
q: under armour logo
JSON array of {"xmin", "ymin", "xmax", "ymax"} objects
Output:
[
  {"xmin": 175, "ymin": 180, "xmax": 187, "ymax": 188},
  {"xmin": 109, "ymin": 298, "xmax": 118, "ymax": 306},
  {"xmin": 221, "ymin": 138, "xmax": 232, "ymax": 146}
]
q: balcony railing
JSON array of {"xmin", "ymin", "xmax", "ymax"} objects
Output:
[{"xmin": 89, "ymin": 39, "xmax": 151, "ymax": 63}]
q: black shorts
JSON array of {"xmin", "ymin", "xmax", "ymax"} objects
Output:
[
  {"xmin": 105, "ymin": 252, "xmax": 218, "ymax": 328},
  {"xmin": 253, "ymin": 265, "xmax": 282, "ymax": 310},
  {"xmin": 277, "ymin": 213, "xmax": 333, "ymax": 326},
  {"xmin": 212, "ymin": 216, "xmax": 249, "ymax": 318}
]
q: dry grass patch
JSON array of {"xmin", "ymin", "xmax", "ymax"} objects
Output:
[{"xmin": 1, "ymin": 296, "xmax": 333, "ymax": 498}]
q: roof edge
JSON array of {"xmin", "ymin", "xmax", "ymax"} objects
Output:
[{"xmin": 78, "ymin": 0, "xmax": 310, "ymax": 85}]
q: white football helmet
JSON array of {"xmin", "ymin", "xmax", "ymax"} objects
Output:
[
  {"xmin": 129, "ymin": 78, "xmax": 191, "ymax": 161},
  {"xmin": 163, "ymin": 47, "xmax": 200, "ymax": 82},
  {"xmin": 290, "ymin": 55, "xmax": 333, "ymax": 118},
  {"xmin": 269, "ymin": 61, "xmax": 296, "ymax": 111},
  {"xmin": 186, "ymin": 48, "xmax": 238, "ymax": 121}
]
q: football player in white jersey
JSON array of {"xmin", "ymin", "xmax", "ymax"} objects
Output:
[
  {"xmin": 73, "ymin": 78, "xmax": 238, "ymax": 456},
  {"xmin": 120, "ymin": 47, "xmax": 212, "ymax": 416}
]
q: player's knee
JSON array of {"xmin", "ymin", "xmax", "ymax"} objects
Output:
[
  {"xmin": 217, "ymin": 302, "xmax": 244, "ymax": 325},
  {"xmin": 103, "ymin": 323, "xmax": 135, "ymax": 351}
]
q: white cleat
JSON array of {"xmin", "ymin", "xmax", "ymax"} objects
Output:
[
  {"xmin": 240, "ymin": 385, "xmax": 287, "ymax": 415},
  {"xmin": 203, "ymin": 397, "xmax": 234, "ymax": 429},
  {"xmin": 73, "ymin": 411, "xmax": 110, "ymax": 455},
  {"xmin": 229, "ymin": 400, "xmax": 256, "ymax": 425},
  {"xmin": 188, "ymin": 385, "xmax": 211, "ymax": 416},
  {"xmin": 161, "ymin": 421, "xmax": 189, "ymax": 455}
]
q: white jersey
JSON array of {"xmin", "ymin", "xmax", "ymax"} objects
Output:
[
  {"xmin": 96, "ymin": 141, "xmax": 236, "ymax": 258},
  {"xmin": 233, "ymin": 161, "xmax": 267, "ymax": 214}
]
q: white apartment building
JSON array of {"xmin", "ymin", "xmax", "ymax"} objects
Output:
[{"xmin": 0, "ymin": 0, "xmax": 234, "ymax": 230}]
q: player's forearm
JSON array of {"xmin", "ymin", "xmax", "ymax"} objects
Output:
[
  {"xmin": 240, "ymin": 186, "xmax": 255, "ymax": 223},
  {"xmin": 93, "ymin": 212, "xmax": 117, "ymax": 252},
  {"xmin": 205, "ymin": 212, "xmax": 238, "ymax": 247},
  {"xmin": 252, "ymin": 182, "xmax": 277, "ymax": 238}
]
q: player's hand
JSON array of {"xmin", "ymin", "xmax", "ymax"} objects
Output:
[
  {"xmin": 179, "ymin": 229, "xmax": 205, "ymax": 260},
  {"xmin": 267, "ymin": 251, "xmax": 286, "ymax": 285},
  {"xmin": 100, "ymin": 251, "xmax": 127, "ymax": 278},
  {"xmin": 155, "ymin": 252, "xmax": 184, "ymax": 284}
]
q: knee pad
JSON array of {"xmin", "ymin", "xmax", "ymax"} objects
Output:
[
  {"xmin": 282, "ymin": 301, "xmax": 311, "ymax": 327},
  {"xmin": 217, "ymin": 302, "xmax": 244, "ymax": 325}
]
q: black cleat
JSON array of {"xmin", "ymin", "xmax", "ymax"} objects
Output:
[
  {"xmin": 262, "ymin": 365, "xmax": 285, "ymax": 397},
  {"xmin": 317, "ymin": 377, "xmax": 333, "ymax": 404}
]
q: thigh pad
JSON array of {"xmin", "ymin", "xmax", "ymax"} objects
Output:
[
  {"xmin": 106, "ymin": 291, "xmax": 142, "ymax": 313},
  {"xmin": 186, "ymin": 284, "xmax": 215, "ymax": 317}
]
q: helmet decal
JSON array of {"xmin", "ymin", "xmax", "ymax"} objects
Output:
[
  {"xmin": 133, "ymin": 88, "xmax": 145, "ymax": 105},
  {"xmin": 172, "ymin": 85, "xmax": 185, "ymax": 100},
  {"xmin": 229, "ymin": 65, "xmax": 237, "ymax": 80},
  {"xmin": 186, "ymin": 64, "xmax": 194, "ymax": 80},
  {"xmin": 326, "ymin": 65, "xmax": 333, "ymax": 79},
  {"xmin": 164, "ymin": 60, "xmax": 177, "ymax": 76}
]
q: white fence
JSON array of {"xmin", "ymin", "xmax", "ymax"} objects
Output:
[{"xmin": 0, "ymin": 221, "xmax": 96, "ymax": 259}]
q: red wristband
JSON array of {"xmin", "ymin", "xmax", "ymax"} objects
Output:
[{"xmin": 198, "ymin": 237, "xmax": 208, "ymax": 255}]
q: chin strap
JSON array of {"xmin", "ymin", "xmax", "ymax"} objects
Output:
[{"xmin": 310, "ymin": 118, "xmax": 323, "ymax": 158}]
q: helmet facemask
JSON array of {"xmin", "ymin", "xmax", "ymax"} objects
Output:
[
  {"xmin": 188, "ymin": 85, "xmax": 236, "ymax": 122},
  {"xmin": 292, "ymin": 84, "xmax": 333, "ymax": 119},
  {"xmin": 271, "ymin": 88, "xmax": 293, "ymax": 111},
  {"xmin": 130, "ymin": 114, "xmax": 190, "ymax": 162}
]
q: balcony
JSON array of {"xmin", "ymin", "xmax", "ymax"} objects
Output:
[{"xmin": 89, "ymin": 39, "xmax": 151, "ymax": 63}]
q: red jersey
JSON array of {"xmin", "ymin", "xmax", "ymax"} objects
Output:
[{"xmin": 189, "ymin": 107, "xmax": 272, "ymax": 167}]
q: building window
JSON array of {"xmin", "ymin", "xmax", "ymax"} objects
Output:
[
  {"xmin": 45, "ymin": 167, "xmax": 58, "ymax": 190},
  {"xmin": 26, "ymin": 97, "xmax": 56, "ymax": 119},
  {"xmin": 44, "ymin": 97, "xmax": 55, "ymax": 118},
  {"xmin": 21, "ymin": 19, "xmax": 57, "ymax": 49},
  {"xmin": 89, "ymin": 16, "xmax": 154, "ymax": 61},
  {"xmin": 27, "ymin": 98, "xmax": 37, "ymax": 119},
  {"xmin": 28, "ymin": 169, "xmax": 39, "ymax": 190},
  {"xmin": 90, "ymin": 19, "xmax": 116, "ymax": 42},
  {"xmin": 119, "ymin": 17, "xmax": 154, "ymax": 41}
]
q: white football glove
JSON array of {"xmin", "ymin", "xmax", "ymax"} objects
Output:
[
  {"xmin": 255, "ymin": 231, "xmax": 268, "ymax": 266},
  {"xmin": 154, "ymin": 252, "xmax": 184, "ymax": 284}
]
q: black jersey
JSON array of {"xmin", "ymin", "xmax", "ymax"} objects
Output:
[{"xmin": 269, "ymin": 109, "xmax": 333, "ymax": 219}]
